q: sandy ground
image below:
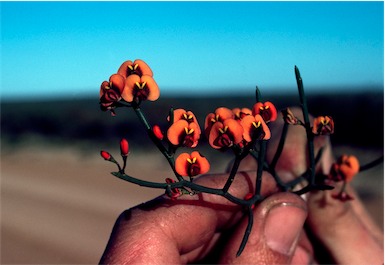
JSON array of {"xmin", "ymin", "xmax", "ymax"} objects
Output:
[{"xmin": 1, "ymin": 144, "xmax": 383, "ymax": 264}]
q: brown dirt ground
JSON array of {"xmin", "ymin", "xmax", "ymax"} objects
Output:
[{"xmin": 1, "ymin": 144, "xmax": 383, "ymax": 264}]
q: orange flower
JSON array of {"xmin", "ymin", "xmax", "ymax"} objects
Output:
[
  {"xmin": 208, "ymin": 119, "xmax": 244, "ymax": 149},
  {"xmin": 329, "ymin": 155, "xmax": 360, "ymax": 182},
  {"xmin": 167, "ymin": 120, "xmax": 200, "ymax": 148},
  {"xmin": 204, "ymin": 107, "xmax": 234, "ymax": 137},
  {"xmin": 312, "ymin": 116, "xmax": 334, "ymax": 135},
  {"xmin": 117, "ymin": 59, "xmax": 153, "ymax": 78},
  {"xmin": 99, "ymin": 74, "xmax": 125, "ymax": 111},
  {"xmin": 170, "ymin": 109, "xmax": 201, "ymax": 134},
  {"xmin": 241, "ymin": 114, "xmax": 271, "ymax": 142},
  {"xmin": 252, "ymin": 101, "xmax": 277, "ymax": 123},
  {"xmin": 281, "ymin": 108, "xmax": 300, "ymax": 125},
  {"xmin": 175, "ymin": 151, "xmax": 210, "ymax": 178},
  {"xmin": 122, "ymin": 74, "xmax": 159, "ymax": 103},
  {"xmin": 232, "ymin": 107, "xmax": 252, "ymax": 121}
]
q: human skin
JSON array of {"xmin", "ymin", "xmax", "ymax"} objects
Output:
[{"xmin": 99, "ymin": 108, "xmax": 383, "ymax": 264}]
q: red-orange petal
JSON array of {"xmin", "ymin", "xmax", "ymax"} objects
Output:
[
  {"xmin": 191, "ymin": 151, "xmax": 210, "ymax": 175},
  {"xmin": 134, "ymin": 59, "xmax": 153, "ymax": 76},
  {"xmin": 175, "ymin": 151, "xmax": 210, "ymax": 177},
  {"xmin": 224, "ymin": 118, "xmax": 244, "ymax": 144},
  {"xmin": 167, "ymin": 120, "xmax": 188, "ymax": 146},
  {"xmin": 216, "ymin": 107, "xmax": 235, "ymax": 121},
  {"xmin": 340, "ymin": 155, "xmax": 360, "ymax": 182},
  {"xmin": 100, "ymin": 81, "xmax": 109, "ymax": 98},
  {"xmin": 109, "ymin": 74, "xmax": 125, "ymax": 94},
  {"xmin": 175, "ymin": 153, "xmax": 191, "ymax": 177},
  {"xmin": 241, "ymin": 114, "xmax": 271, "ymax": 142},
  {"xmin": 141, "ymin": 75, "xmax": 160, "ymax": 101},
  {"xmin": 122, "ymin": 74, "xmax": 140, "ymax": 102},
  {"xmin": 312, "ymin": 116, "xmax": 334, "ymax": 135},
  {"xmin": 233, "ymin": 107, "xmax": 252, "ymax": 120},
  {"xmin": 117, "ymin": 60, "xmax": 133, "ymax": 78},
  {"xmin": 208, "ymin": 119, "xmax": 243, "ymax": 149},
  {"xmin": 252, "ymin": 101, "xmax": 277, "ymax": 123},
  {"xmin": 117, "ymin": 59, "xmax": 153, "ymax": 78}
]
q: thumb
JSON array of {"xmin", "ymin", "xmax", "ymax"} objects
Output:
[{"xmin": 219, "ymin": 192, "xmax": 309, "ymax": 265}]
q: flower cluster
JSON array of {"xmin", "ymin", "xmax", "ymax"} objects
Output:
[
  {"xmin": 204, "ymin": 102, "xmax": 276, "ymax": 150},
  {"xmin": 98, "ymin": 59, "xmax": 381, "ymax": 257},
  {"xmin": 99, "ymin": 59, "xmax": 160, "ymax": 114}
]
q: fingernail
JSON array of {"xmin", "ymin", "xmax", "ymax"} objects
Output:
[{"xmin": 264, "ymin": 202, "xmax": 307, "ymax": 255}]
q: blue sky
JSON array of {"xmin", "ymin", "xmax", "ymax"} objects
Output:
[{"xmin": 1, "ymin": 1, "xmax": 384, "ymax": 100}]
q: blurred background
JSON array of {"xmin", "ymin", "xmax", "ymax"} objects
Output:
[{"xmin": 1, "ymin": 1, "xmax": 384, "ymax": 264}]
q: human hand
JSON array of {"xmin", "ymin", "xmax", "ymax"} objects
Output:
[
  {"xmin": 99, "ymin": 170, "xmax": 310, "ymax": 264},
  {"xmin": 99, "ymin": 108, "xmax": 383, "ymax": 265}
]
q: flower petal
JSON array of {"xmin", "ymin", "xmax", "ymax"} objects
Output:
[
  {"xmin": 117, "ymin": 59, "xmax": 153, "ymax": 78},
  {"xmin": 122, "ymin": 74, "xmax": 140, "ymax": 102},
  {"xmin": 167, "ymin": 120, "xmax": 188, "ymax": 146},
  {"xmin": 175, "ymin": 153, "xmax": 190, "ymax": 177},
  {"xmin": 109, "ymin": 74, "xmax": 125, "ymax": 94},
  {"xmin": 141, "ymin": 75, "xmax": 160, "ymax": 101},
  {"xmin": 134, "ymin": 59, "xmax": 153, "ymax": 76},
  {"xmin": 241, "ymin": 114, "xmax": 270, "ymax": 142},
  {"xmin": 252, "ymin": 101, "xmax": 277, "ymax": 123},
  {"xmin": 191, "ymin": 151, "xmax": 210, "ymax": 175}
]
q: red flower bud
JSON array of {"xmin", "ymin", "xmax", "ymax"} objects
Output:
[
  {"xmin": 165, "ymin": 178, "xmax": 181, "ymax": 199},
  {"xmin": 100, "ymin": 150, "xmax": 111, "ymax": 160},
  {"xmin": 243, "ymin": 193, "xmax": 255, "ymax": 209},
  {"xmin": 120, "ymin": 138, "xmax": 129, "ymax": 156},
  {"xmin": 153, "ymin": 125, "xmax": 164, "ymax": 140}
]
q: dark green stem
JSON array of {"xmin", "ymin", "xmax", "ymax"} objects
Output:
[
  {"xmin": 222, "ymin": 154, "xmax": 243, "ymax": 193},
  {"xmin": 113, "ymin": 171, "xmax": 258, "ymax": 206},
  {"xmin": 256, "ymin": 86, "xmax": 262, "ymax": 102},
  {"xmin": 236, "ymin": 206, "xmax": 254, "ymax": 257},
  {"xmin": 270, "ymin": 122, "xmax": 289, "ymax": 170},
  {"xmin": 255, "ymin": 140, "xmax": 267, "ymax": 196},
  {"xmin": 295, "ymin": 66, "xmax": 316, "ymax": 186},
  {"xmin": 359, "ymin": 156, "xmax": 384, "ymax": 172},
  {"xmin": 132, "ymin": 104, "xmax": 184, "ymax": 181}
]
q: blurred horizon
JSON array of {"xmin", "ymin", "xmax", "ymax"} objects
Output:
[{"xmin": 1, "ymin": 84, "xmax": 383, "ymax": 103}]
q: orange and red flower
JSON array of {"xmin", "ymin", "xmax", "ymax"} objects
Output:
[
  {"xmin": 208, "ymin": 118, "xmax": 244, "ymax": 149},
  {"xmin": 170, "ymin": 109, "xmax": 201, "ymax": 134},
  {"xmin": 99, "ymin": 74, "xmax": 125, "ymax": 111},
  {"xmin": 122, "ymin": 74, "xmax": 160, "ymax": 103},
  {"xmin": 117, "ymin": 59, "xmax": 153, "ymax": 78},
  {"xmin": 241, "ymin": 114, "xmax": 271, "ymax": 142},
  {"xmin": 204, "ymin": 107, "xmax": 234, "ymax": 137},
  {"xmin": 328, "ymin": 155, "xmax": 360, "ymax": 183},
  {"xmin": 232, "ymin": 107, "xmax": 252, "ymax": 121},
  {"xmin": 252, "ymin": 101, "xmax": 277, "ymax": 123},
  {"xmin": 281, "ymin": 108, "xmax": 300, "ymax": 125},
  {"xmin": 167, "ymin": 120, "xmax": 200, "ymax": 148},
  {"xmin": 312, "ymin": 116, "xmax": 334, "ymax": 135},
  {"xmin": 175, "ymin": 151, "xmax": 210, "ymax": 178}
]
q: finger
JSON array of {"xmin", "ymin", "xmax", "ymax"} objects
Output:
[
  {"xmin": 307, "ymin": 183, "xmax": 384, "ymax": 265},
  {"xmin": 218, "ymin": 192, "xmax": 309, "ymax": 265},
  {"xmin": 99, "ymin": 170, "xmax": 280, "ymax": 264}
]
